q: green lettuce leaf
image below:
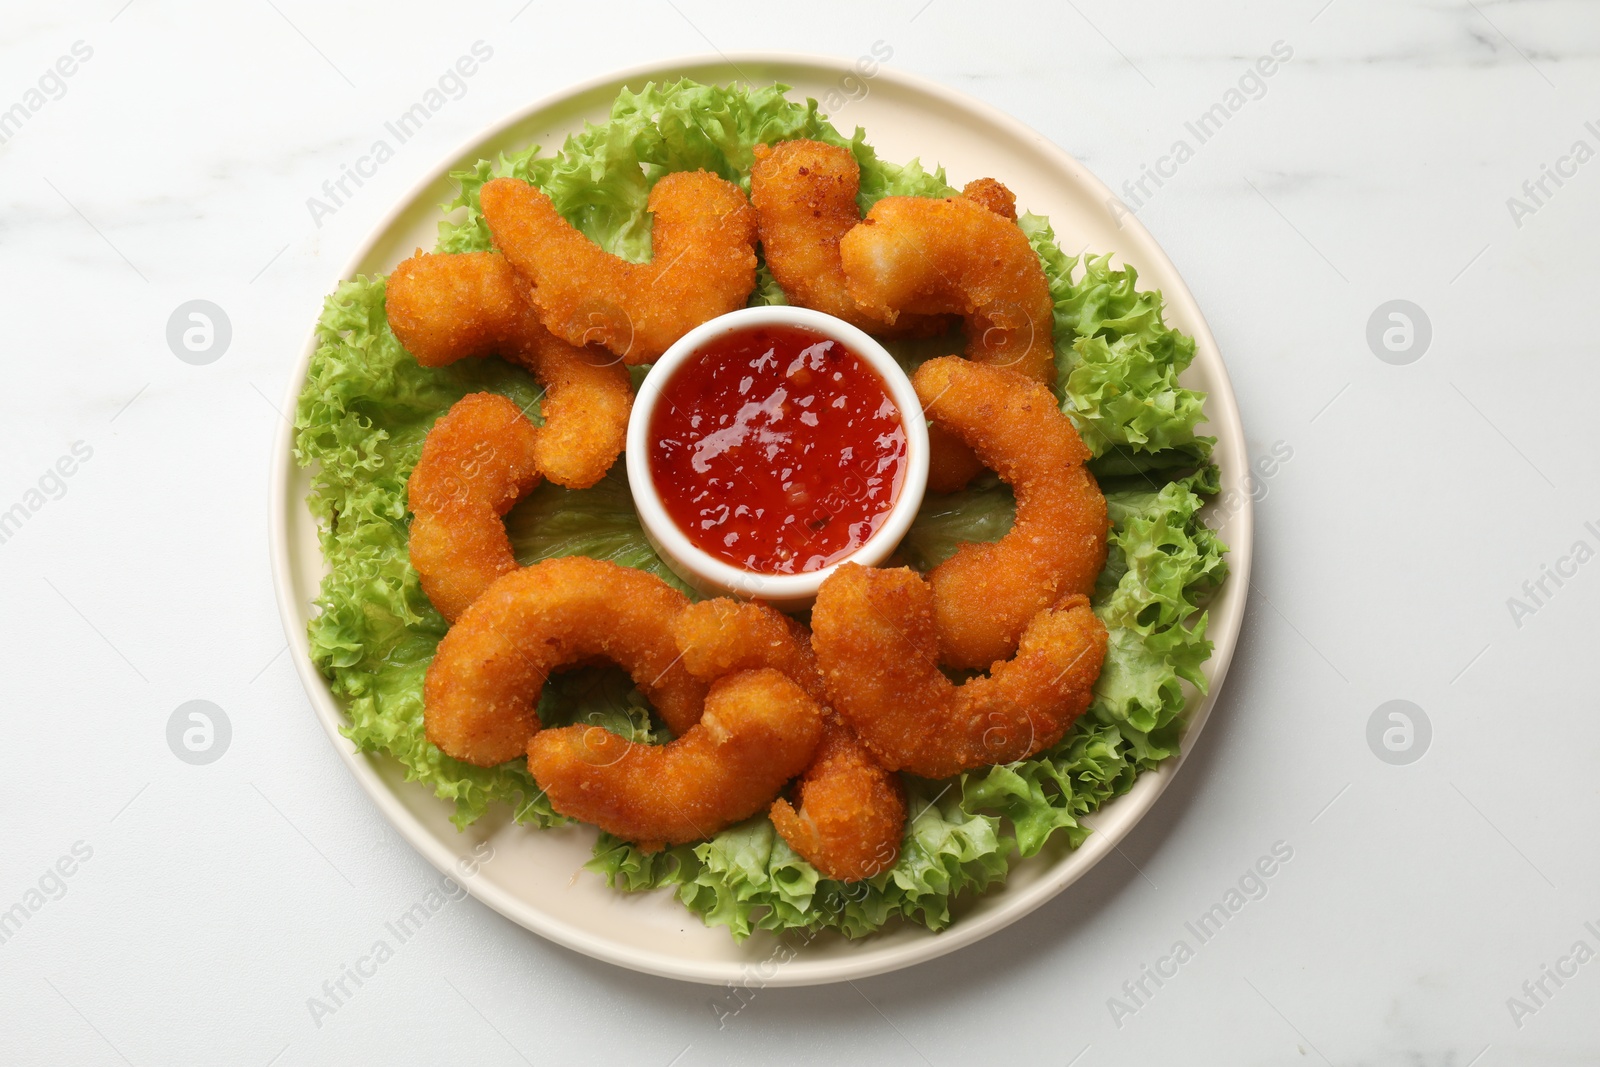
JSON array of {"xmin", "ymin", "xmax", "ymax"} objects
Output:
[
  {"xmin": 588, "ymin": 779, "xmax": 1009, "ymax": 940},
  {"xmin": 506, "ymin": 467, "xmax": 690, "ymax": 594},
  {"xmin": 895, "ymin": 472, "xmax": 1013, "ymax": 573},
  {"xmin": 1019, "ymin": 213, "xmax": 1212, "ymax": 472}
]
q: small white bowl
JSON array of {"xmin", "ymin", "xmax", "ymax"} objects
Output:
[{"xmin": 626, "ymin": 305, "xmax": 929, "ymax": 611}]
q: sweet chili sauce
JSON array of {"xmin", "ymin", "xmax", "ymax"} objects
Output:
[{"xmin": 648, "ymin": 324, "xmax": 908, "ymax": 575}]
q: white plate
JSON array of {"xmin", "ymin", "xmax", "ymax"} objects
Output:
[{"xmin": 269, "ymin": 52, "xmax": 1253, "ymax": 987}]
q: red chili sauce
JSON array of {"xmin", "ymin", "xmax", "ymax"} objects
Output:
[{"xmin": 648, "ymin": 324, "xmax": 908, "ymax": 575}]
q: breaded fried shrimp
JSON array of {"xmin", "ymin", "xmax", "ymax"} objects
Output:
[
  {"xmin": 406, "ymin": 393, "xmax": 542, "ymax": 622},
  {"xmin": 840, "ymin": 194, "xmax": 1057, "ymax": 383},
  {"xmin": 527, "ymin": 669, "xmax": 822, "ymax": 850},
  {"xmin": 386, "ymin": 250, "xmax": 540, "ymax": 368},
  {"xmin": 385, "ymin": 250, "xmax": 631, "ymax": 489},
  {"xmin": 520, "ymin": 330, "xmax": 633, "ymax": 489},
  {"xmin": 423, "ymin": 557, "xmax": 706, "ymax": 766},
  {"xmin": 925, "ymin": 425, "xmax": 987, "ymax": 494},
  {"xmin": 914, "ymin": 357, "xmax": 1108, "ymax": 669},
  {"xmin": 671, "ymin": 598, "xmax": 827, "ymax": 703},
  {"xmin": 769, "ymin": 719, "xmax": 906, "ymax": 881},
  {"xmin": 927, "ymin": 173, "xmax": 1019, "ymax": 491},
  {"xmin": 811, "ymin": 565, "xmax": 1107, "ymax": 780},
  {"xmin": 749, "ymin": 139, "xmax": 947, "ymax": 337},
  {"xmin": 960, "ymin": 177, "xmax": 1017, "ymax": 220},
  {"xmin": 749, "ymin": 140, "xmax": 872, "ymax": 328},
  {"xmin": 480, "ymin": 171, "xmax": 757, "ymax": 364},
  {"xmin": 672, "ymin": 598, "xmax": 906, "ymax": 881}
]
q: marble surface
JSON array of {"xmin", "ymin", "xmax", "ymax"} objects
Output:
[{"xmin": 3, "ymin": 1, "xmax": 1597, "ymax": 1064}]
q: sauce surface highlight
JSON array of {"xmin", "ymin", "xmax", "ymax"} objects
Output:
[{"xmin": 648, "ymin": 324, "xmax": 907, "ymax": 575}]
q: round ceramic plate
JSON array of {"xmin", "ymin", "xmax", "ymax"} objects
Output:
[{"xmin": 269, "ymin": 53, "xmax": 1253, "ymax": 986}]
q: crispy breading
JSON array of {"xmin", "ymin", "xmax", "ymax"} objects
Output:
[
  {"xmin": 406, "ymin": 392, "xmax": 542, "ymax": 622},
  {"xmin": 960, "ymin": 177, "xmax": 1017, "ymax": 220},
  {"xmin": 769, "ymin": 717, "xmax": 907, "ymax": 881},
  {"xmin": 749, "ymin": 139, "xmax": 951, "ymax": 338},
  {"xmin": 480, "ymin": 171, "xmax": 757, "ymax": 364},
  {"xmin": 672, "ymin": 598, "xmax": 906, "ymax": 880},
  {"xmin": 423, "ymin": 557, "xmax": 706, "ymax": 766},
  {"xmin": 915, "ymin": 357, "xmax": 1107, "ymax": 669},
  {"xmin": 527, "ymin": 669, "xmax": 822, "ymax": 850},
  {"xmin": 386, "ymin": 249, "xmax": 541, "ymax": 367},
  {"xmin": 925, "ymin": 424, "xmax": 987, "ymax": 494},
  {"xmin": 811, "ymin": 564, "xmax": 1107, "ymax": 780},
  {"xmin": 386, "ymin": 250, "xmax": 631, "ymax": 489},
  {"xmin": 841, "ymin": 193, "xmax": 1057, "ymax": 384},
  {"xmin": 671, "ymin": 598, "xmax": 828, "ymax": 704}
]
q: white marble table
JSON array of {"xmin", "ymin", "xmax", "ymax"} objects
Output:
[{"xmin": 3, "ymin": 2, "xmax": 1596, "ymax": 1064}]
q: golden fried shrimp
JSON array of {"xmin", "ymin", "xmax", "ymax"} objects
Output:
[
  {"xmin": 385, "ymin": 250, "xmax": 631, "ymax": 489},
  {"xmin": 769, "ymin": 719, "xmax": 906, "ymax": 881},
  {"xmin": 840, "ymin": 193, "xmax": 1057, "ymax": 383},
  {"xmin": 386, "ymin": 250, "xmax": 542, "ymax": 367},
  {"xmin": 671, "ymin": 598, "xmax": 827, "ymax": 703},
  {"xmin": 915, "ymin": 357, "xmax": 1108, "ymax": 669},
  {"xmin": 480, "ymin": 171, "xmax": 757, "ymax": 364},
  {"xmin": 749, "ymin": 140, "xmax": 865, "ymax": 325},
  {"xmin": 960, "ymin": 177, "xmax": 1017, "ymax": 220},
  {"xmin": 749, "ymin": 139, "xmax": 948, "ymax": 338},
  {"xmin": 527, "ymin": 668, "xmax": 822, "ymax": 850},
  {"xmin": 406, "ymin": 393, "xmax": 542, "ymax": 622},
  {"xmin": 671, "ymin": 597, "xmax": 906, "ymax": 881},
  {"xmin": 811, "ymin": 564, "xmax": 1107, "ymax": 780},
  {"xmin": 520, "ymin": 330, "xmax": 632, "ymax": 489},
  {"xmin": 921, "ymin": 173, "xmax": 1018, "ymax": 493},
  {"xmin": 925, "ymin": 425, "xmax": 987, "ymax": 494},
  {"xmin": 423, "ymin": 557, "xmax": 706, "ymax": 766}
]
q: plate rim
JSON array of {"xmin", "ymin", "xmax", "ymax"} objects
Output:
[{"xmin": 268, "ymin": 49, "xmax": 1254, "ymax": 987}]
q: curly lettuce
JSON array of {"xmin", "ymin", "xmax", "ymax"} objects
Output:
[
  {"xmin": 295, "ymin": 78, "xmax": 1227, "ymax": 938},
  {"xmin": 295, "ymin": 277, "xmax": 557, "ymax": 827},
  {"xmin": 589, "ymin": 779, "xmax": 1009, "ymax": 939},
  {"xmin": 1021, "ymin": 214, "xmax": 1212, "ymax": 474}
]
